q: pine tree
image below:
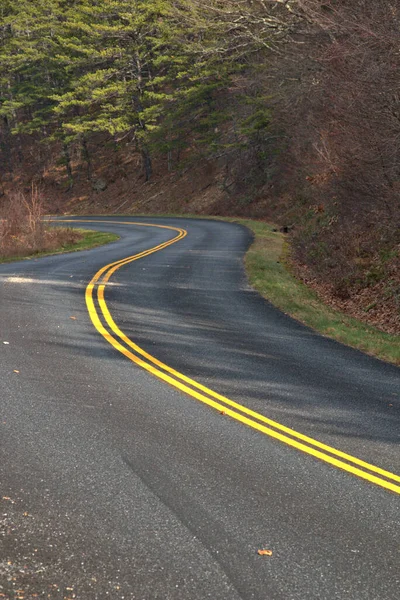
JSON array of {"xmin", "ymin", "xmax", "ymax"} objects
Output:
[
  {"xmin": 0, "ymin": 0, "xmax": 75, "ymax": 181},
  {"xmin": 52, "ymin": 0, "xmax": 186, "ymax": 180},
  {"xmin": 0, "ymin": 0, "xmax": 276, "ymax": 181}
]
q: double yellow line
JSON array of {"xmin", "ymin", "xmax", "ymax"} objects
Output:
[{"xmin": 62, "ymin": 219, "xmax": 400, "ymax": 495}]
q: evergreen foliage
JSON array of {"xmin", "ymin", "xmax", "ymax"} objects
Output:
[{"xmin": 0, "ymin": 0, "xmax": 270, "ymax": 180}]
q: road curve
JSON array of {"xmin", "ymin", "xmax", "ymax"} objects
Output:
[{"xmin": 1, "ymin": 216, "xmax": 399, "ymax": 600}]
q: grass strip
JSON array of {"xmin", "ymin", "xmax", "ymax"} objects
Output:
[
  {"xmin": 0, "ymin": 229, "xmax": 119, "ymax": 264},
  {"xmin": 230, "ymin": 218, "xmax": 399, "ymax": 366}
]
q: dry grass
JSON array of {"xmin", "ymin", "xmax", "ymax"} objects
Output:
[{"xmin": 0, "ymin": 187, "xmax": 82, "ymax": 258}]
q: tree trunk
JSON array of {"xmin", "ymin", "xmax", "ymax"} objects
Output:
[
  {"xmin": 81, "ymin": 137, "xmax": 92, "ymax": 181},
  {"xmin": 142, "ymin": 147, "xmax": 153, "ymax": 182},
  {"xmin": 63, "ymin": 143, "xmax": 73, "ymax": 190},
  {"xmin": 132, "ymin": 54, "xmax": 153, "ymax": 182},
  {"xmin": 1, "ymin": 117, "xmax": 13, "ymax": 173}
]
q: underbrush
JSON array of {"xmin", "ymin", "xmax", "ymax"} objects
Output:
[{"xmin": 0, "ymin": 187, "xmax": 82, "ymax": 258}]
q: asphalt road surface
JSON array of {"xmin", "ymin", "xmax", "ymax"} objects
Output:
[{"xmin": 1, "ymin": 216, "xmax": 399, "ymax": 600}]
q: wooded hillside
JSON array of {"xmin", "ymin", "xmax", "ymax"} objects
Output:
[{"xmin": 0, "ymin": 1, "xmax": 399, "ymax": 330}]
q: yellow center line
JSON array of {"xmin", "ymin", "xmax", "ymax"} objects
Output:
[
  {"xmin": 59, "ymin": 218, "xmax": 400, "ymax": 495},
  {"xmin": 98, "ymin": 287, "xmax": 400, "ymax": 484}
]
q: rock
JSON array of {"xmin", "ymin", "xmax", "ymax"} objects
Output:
[
  {"xmin": 92, "ymin": 178, "xmax": 108, "ymax": 192},
  {"xmin": 280, "ymin": 225, "xmax": 294, "ymax": 234}
]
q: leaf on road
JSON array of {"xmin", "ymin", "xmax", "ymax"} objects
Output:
[
  {"xmin": 2, "ymin": 496, "xmax": 15, "ymax": 503},
  {"xmin": 257, "ymin": 549, "xmax": 273, "ymax": 556},
  {"xmin": 70, "ymin": 316, "xmax": 77, "ymax": 320}
]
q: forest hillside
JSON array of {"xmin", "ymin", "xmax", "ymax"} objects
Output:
[{"xmin": 0, "ymin": 1, "xmax": 399, "ymax": 332}]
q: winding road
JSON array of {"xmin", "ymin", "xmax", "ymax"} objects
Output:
[{"xmin": 1, "ymin": 216, "xmax": 399, "ymax": 599}]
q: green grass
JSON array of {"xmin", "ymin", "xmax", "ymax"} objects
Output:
[
  {"xmin": 55, "ymin": 229, "xmax": 119, "ymax": 254},
  {"xmin": 0, "ymin": 229, "xmax": 119, "ymax": 264},
  {"xmin": 229, "ymin": 218, "xmax": 400, "ymax": 366}
]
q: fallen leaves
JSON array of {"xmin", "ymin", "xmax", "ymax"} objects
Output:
[
  {"xmin": 2, "ymin": 496, "xmax": 15, "ymax": 503},
  {"xmin": 70, "ymin": 316, "xmax": 77, "ymax": 320},
  {"xmin": 257, "ymin": 549, "xmax": 273, "ymax": 557}
]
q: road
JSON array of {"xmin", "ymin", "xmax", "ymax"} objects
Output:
[{"xmin": 1, "ymin": 216, "xmax": 399, "ymax": 599}]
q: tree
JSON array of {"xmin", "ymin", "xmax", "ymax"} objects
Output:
[
  {"xmin": 52, "ymin": 0, "xmax": 200, "ymax": 181},
  {"xmin": 0, "ymin": 0, "xmax": 77, "ymax": 182}
]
